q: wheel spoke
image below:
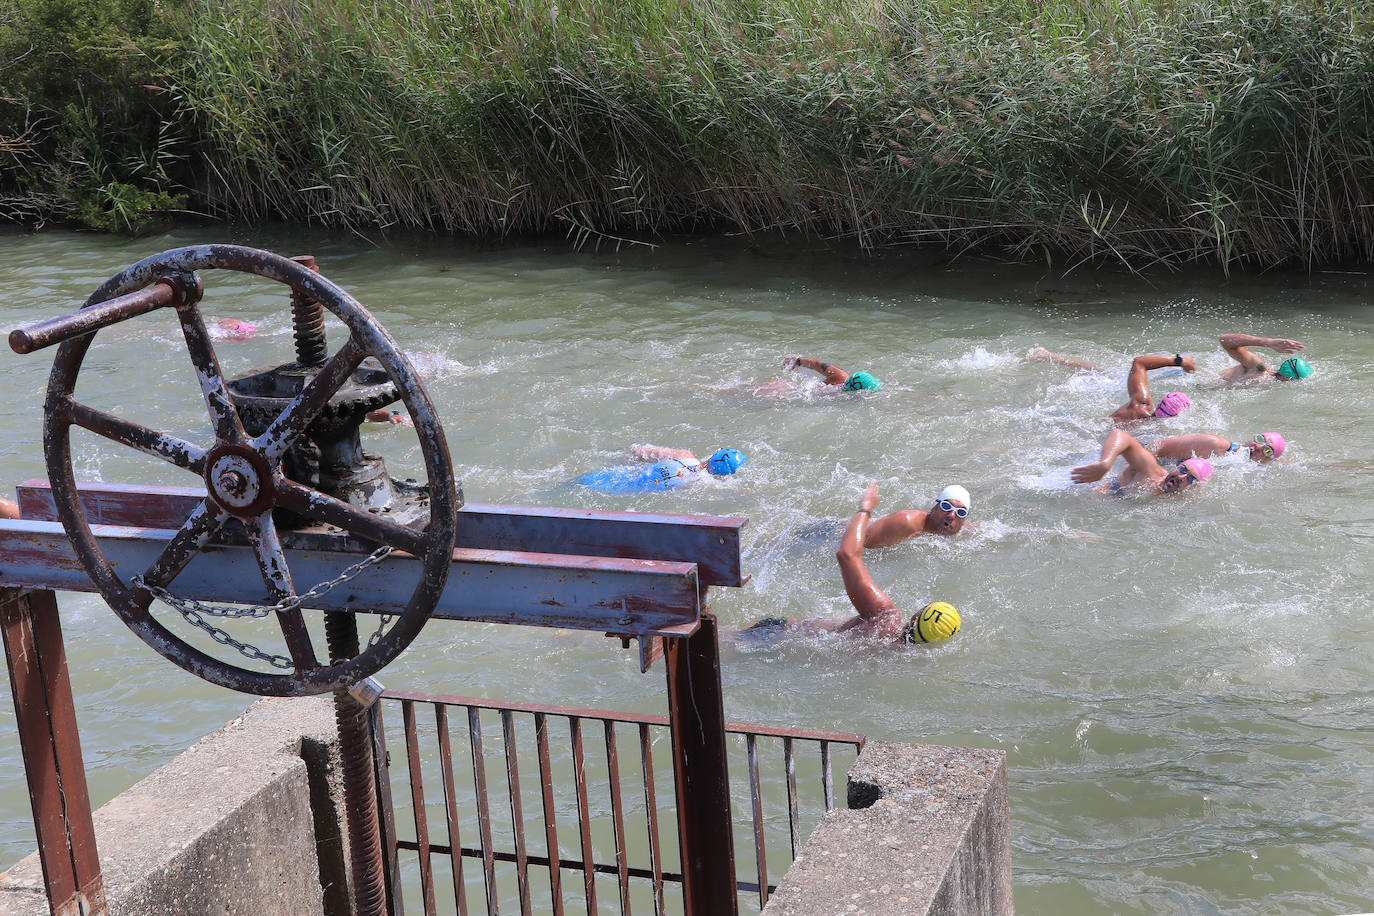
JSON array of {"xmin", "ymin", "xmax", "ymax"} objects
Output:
[
  {"xmin": 137, "ymin": 498, "xmax": 228, "ymax": 593},
  {"xmin": 252, "ymin": 335, "xmax": 368, "ymax": 465},
  {"xmin": 275, "ymin": 479, "xmax": 428, "ymax": 556},
  {"xmin": 245, "ymin": 513, "xmax": 320, "ymax": 672},
  {"xmin": 177, "ymin": 304, "xmax": 247, "ymax": 445},
  {"xmin": 61, "ymin": 397, "xmax": 208, "ymax": 475}
]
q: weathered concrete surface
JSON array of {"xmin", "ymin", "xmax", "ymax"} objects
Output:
[
  {"xmin": 762, "ymin": 741, "xmax": 1013, "ymax": 916},
  {"xmin": 0, "ymin": 696, "xmax": 345, "ymax": 916}
]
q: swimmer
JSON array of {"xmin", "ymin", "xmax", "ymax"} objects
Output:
[
  {"xmin": 779, "ymin": 356, "xmax": 882, "ymax": 392},
  {"xmin": 1027, "ymin": 347, "xmax": 1195, "ymax": 423},
  {"xmin": 863, "ymin": 484, "xmax": 972, "ymax": 546},
  {"xmin": 1071, "ymin": 429, "xmax": 1213, "ymax": 495},
  {"xmin": 365, "ymin": 408, "xmax": 412, "ymax": 426},
  {"xmin": 1149, "ymin": 431, "xmax": 1287, "ymax": 465},
  {"xmin": 575, "ymin": 444, "xmax": 746, "ymax": 493},
  {"xmin": 214, "ymin": 317, "xmax": 257, "ymax": 341},
  {"xmin": 0, "ymin": 497, "xmax": 18, "ymax": 520},
  {"xmin": 742, "ymin": 483, "xmax": 933, "ymax": 644},
  {"xmin": 1219, "ymin": 333, "xmax": 1311, "ymax": 383}
]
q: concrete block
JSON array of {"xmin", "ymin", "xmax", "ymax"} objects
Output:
[
  {"xmin": 0, "ymin": 696, "xmax": 342, "ymax": 916},
  {"xmin": 762, "ymin": 741, "xmax": 1013, "ymax": 916}
]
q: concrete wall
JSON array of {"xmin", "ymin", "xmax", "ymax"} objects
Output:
[
  {"xmin": 0, "ymin": 697, "xmax": 348, "ymax": 916},
  {"xmin": 762, "ymin": 741, "xmax": 1014, "ymax": 916}
]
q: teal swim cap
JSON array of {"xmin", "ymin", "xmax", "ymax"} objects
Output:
[
  {"xmin": 707, "ymin": 448, "xmax": 746, "ymax": 475},
  {"xmin": 844, "ymin": 371, "xmax": 882, "ymax": 392},
  {"xmin": 1277, "ymin": 357, "xmax": 1312, "ymax": 380}
]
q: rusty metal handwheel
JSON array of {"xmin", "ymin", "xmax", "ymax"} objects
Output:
[{"xmin": 37, "ymin": 245, "xmax": 458, "ymax": 696}]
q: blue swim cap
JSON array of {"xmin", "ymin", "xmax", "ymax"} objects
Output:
[
  {"xmin": 707, "ymin": 448, "xmax": 746, "ymax": 475},
  {"xmin": 844, "ymin": 371, "xmax": 882, "ymax": 392},
  {"xmin": 1277, "ymin": 357, "xmax": 1312, "ymax": 380}
]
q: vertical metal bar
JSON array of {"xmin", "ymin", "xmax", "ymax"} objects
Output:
[
  {"xmin": 820, "ymin": 742, "xmax": 835, "ymax": 811},
  {"xmin": 402, "ymin": 701, "xmax": 437, "ymax": 916},
  {"xmin": 664, "ymin": 613, "xmax": 738, "ymax": 916},
  {"xmin": 785, "ymin": 736, "xmax": 800, "ymax": 859},
  {"xmin": 0, "ymin": 588, "xmax": 107, "ymax": 916},
  {"xmin": 435, "ymin": 705, "xmax": 468, "ymax": 916},
  {"xmin": 638, "ymin": 723, "xmax": 665, "ymax": 916},
  {"xmin": 569, "ymin": 717, "xmax": 597, "ymax": 916},
  {"xmin": 371, "ymin": 701, "xmax": 405, "ymax": 916},
  {"xmin": 324, "ymin": 613, "xmax": 387, "ymax": 916},
  {"xmin": 534, "ymin": 712, "xmax": 565, "ymax": 916},
  {"xmin": 746, "ymin": 735, "xmax": 768, "ymax": 910},
  {"xmin": 501, "ymin": 710, "xmax": 532, "ymax": 916},
  {"xmin": 604, "ymin": 721, "xmax": 630, "ymax": 915},
  {"xmin": 468, "ymin": 707, "xmax": 498, "ymax": 916}
]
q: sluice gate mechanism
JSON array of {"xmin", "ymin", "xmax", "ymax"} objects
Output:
[{"xmin": 0, "ymin": 245, "xmax": 843, "ymax": 916}]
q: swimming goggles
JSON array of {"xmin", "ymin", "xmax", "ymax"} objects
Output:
[
  {"xmin": 936, "ymin": 499, "xmax": 969, "ymax": 518},
  {"xmin": 1252, "ymin": 434, "xmax": 1276, "ymax": 459},
  {"xmin": 1174, "ymin": 468, "xmax": 1199, "ymax": 486}
]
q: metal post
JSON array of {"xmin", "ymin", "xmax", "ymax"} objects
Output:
[
  {"xmin": 664, "ymin": 612, "xmax": 738, "ymax": 916},
  {"xmin": 325, "ymin": 612, "xmax": 390, "ymax": 916},
  {"xmin": 0, "ymin": 587, "xmax": 107, "ymax": 916}
]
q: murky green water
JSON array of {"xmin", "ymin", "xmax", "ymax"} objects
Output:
[{"xmin": 1, "ymin": 226, "xmax": 1371, "ymax": 915}]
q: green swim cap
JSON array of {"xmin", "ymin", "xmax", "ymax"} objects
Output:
[
  {"xmin": 844, "ymin": 370, "xmax": 882, "ymax": 392},
  {"xmin": 1277, "ymin": 357, "xmax": 1312, "ymax": 380}
]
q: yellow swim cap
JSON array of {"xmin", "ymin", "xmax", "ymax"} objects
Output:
[{"xmin": 908, "ymin": 602, "xmax": 960, "ymax": 643}]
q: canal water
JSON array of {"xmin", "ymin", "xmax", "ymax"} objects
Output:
[{"xmin": 0, "ymin": 226, "xmax": 1370, "ymax": 915}]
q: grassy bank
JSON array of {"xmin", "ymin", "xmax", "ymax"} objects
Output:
[{"xmin": 4, "ymin": 0, "xmax": 1374, "ymax": 268}]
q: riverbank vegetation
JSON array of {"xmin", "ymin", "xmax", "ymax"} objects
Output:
[{"xmin": 4, "ymin": 0, "xmax": 1374, "ymax": 268}]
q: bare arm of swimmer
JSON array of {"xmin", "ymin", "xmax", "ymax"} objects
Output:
[
  {"xmin": 1021, "ymin": 347, "xmax": 1102, "ymax": 370},
  {"xmin": 1149, "ymin": 433, "xmax": 1232, "ymax": 462},
  {"xmin": 1219, "ymin": 333, "xmax": 1303, "ymax": 380},
  {"xmin": 863, "ymin": 509, "xmax": 928, "ymax": 548},
  {"xmin": 631, "ymin": 444, "xmax": 699, "ymax": 463},
  {"xmin": 1072, "ymin": 429, "xmax": 1165, "ymax": 487},
  {"xmin": 783, "ymin": 355, "xmax": 850, "ymax": 387},
  {"xmin": 830, "ymin": 483, "xmax": 903, "ymax": 639}
]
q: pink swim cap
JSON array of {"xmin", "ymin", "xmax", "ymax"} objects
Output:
[
  {"xmin": 1179, "ymin": 458, "xmax": 1214, "ymax": 484},
  {"xmin": 1154, "ymin": 391, "xmax": 1191, "ymax": 418},
  {"xmin": 1257, "ymin": 432, "xmax": 1286, "ymax": 459}
]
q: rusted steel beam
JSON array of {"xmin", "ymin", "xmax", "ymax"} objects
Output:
[
  {"xmin": 17, "ymin": 481, "xmax": 747, "ymax": 586},
  {"xmin": 664, "ymin": 614, "xmax": 737, "ymax": 916},
  {"xmin": 0, "ymin": 588, "xmax": 107, "ymax": 916},
  {"xmin": 0, "ymin": 520, "xmax": 701, "ymax": 636}
]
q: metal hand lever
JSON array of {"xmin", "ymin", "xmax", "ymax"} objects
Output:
[{"xmin": 8, "ymin": 274, "xmax": 200, "ymax": 354}]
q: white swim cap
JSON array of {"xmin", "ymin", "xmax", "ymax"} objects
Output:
[{"xmin": 937, "ymin": 484, "xmax": 971, "ymax": 508}]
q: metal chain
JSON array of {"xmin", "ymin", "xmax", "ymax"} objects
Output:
[{"xmin": 132, "ymin": 545, "xmax": 395, "ymax": 670}]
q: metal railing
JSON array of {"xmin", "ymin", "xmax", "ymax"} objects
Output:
[{"xmin": 375, "ymin": 690, "xmax": 865, "ymax": 915}]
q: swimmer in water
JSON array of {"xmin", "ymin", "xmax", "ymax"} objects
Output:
[
  {"xmin": 862, "ymin": 484, "xmax": 972, "ymax": 546},
  {"xmin": 575, "ymin": 444, "xmax": 746, "ymax": 493},
  {"xmin": 365, "ymin": 408, "xmax": 412, "ymax": 426},
  {"xmin": 214, "ymin": 317, "xmax": 257, "ymax": 341},
  {"xmin": 1149, "ymin": 431, "xmax": 1287, "ymax": 465},
  {"xmin": 1025, "ymin": 347, "xmax": 1195, "ymax": 424},
  {"xmin": 742, "ymin": 483, "xmax": 933, "ymax": 644},
  {"xmin": 1219, "ymin": 333, "xmax": 1312, "ymax": 383},
  {"xmin": 775, "ymin": 356, "xmax": 882, "ymax": 392},
  {"xmin": 1072, "ymin": 429, "xmax": 1213, "ymax": 494}
]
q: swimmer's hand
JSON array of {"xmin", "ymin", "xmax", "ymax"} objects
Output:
[
  {"xmin": 781, "ymin": 355, "xmax": 799, "ymax": 371},
  {"xmin": 860, "ymin": 481, "xmax": 880, "ymax": 512},
  {"xmin": 1180, "ymin": 355, "xmax": 1197, "ymax": 373},
  {"xmin": 1070, "ymin": 460, "xmax": 1112, "ymax": 484},
  {"xmin": 1270, "ymin": 338, "xmax": 1304, "ymax": 354}
]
